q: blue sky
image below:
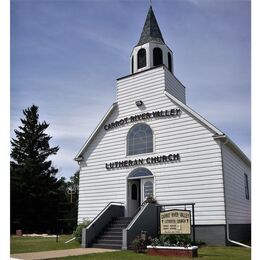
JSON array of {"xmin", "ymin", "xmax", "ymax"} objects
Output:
[{"xmin": 11, "ymin": 0, "xmax": 251, "ymax": 180}]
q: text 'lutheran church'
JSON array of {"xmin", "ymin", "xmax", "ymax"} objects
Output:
[{"xmin": 75, "ymin": 5, "xmax": 251, "ymax": 248}]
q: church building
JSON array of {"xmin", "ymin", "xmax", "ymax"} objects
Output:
[{"xmin": 75, "ymin": 6, "xmax": 251, "ymax": 248}]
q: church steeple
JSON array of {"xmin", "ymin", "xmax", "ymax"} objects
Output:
[
  {"xmin": 137, "ymin": 6, "xmax": 165, "ymax": 46},
  {"xmin": 130, "ymin": 6, "xmax": 173, "ymax": 74}
]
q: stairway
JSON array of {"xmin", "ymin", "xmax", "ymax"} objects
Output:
[{"xmin": 92, "ymin": 217, "xmax": 132, "ymax": 249}]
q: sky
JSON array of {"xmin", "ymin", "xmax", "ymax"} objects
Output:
[{"xmin": 10, "ymin": 0, "xmax": 251, "ymax": 180}]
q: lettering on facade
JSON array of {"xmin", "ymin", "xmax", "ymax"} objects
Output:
[
  {"xmin": 160, "ymin": 209, "xmax": 191, "ymax": 235},
  {"xmin": 105, "ymin": 153, "xmax": 180, "ymax": 169},
  {"xmin": 104, "ymin": 108, "xmax": 182, "ymax": 131}
]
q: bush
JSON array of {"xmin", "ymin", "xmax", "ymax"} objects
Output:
[
  {"xmin": 73, "ymin": 219, "xmax": 91, "ymax": 243},
  {"xmin": 131, "ymin": 235, "xmax": 152, "ymax": 253},
  {"xmin": 143, "ymin": 195, "xmax": 157, "ymax": 204},
  {"xmin": 150, "ymin": 234, "xmax": 193, "ymax": 248}
]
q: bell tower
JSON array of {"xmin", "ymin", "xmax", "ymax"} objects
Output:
[{"xmin": 130, "ymin": 6, "xmax": 173, "ymax": 74}]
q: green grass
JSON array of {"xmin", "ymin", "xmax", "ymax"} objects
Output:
[
  {"xmin": 11, "ymin": 235, "xmax": 80, "ymax": 254},
  {"xmin": 11, "ymin": 236, "xmax": 251, "ymax": 260},
  {"xmin": 58, "ymin": 247, "xmax": 251, "ymax": 260}
]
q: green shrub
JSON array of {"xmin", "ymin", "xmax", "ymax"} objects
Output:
[
  {"xmin": 143, "ymin": 195, "xmax": 157, "ymax": 204},
  {"xmin": 150, "ymin": 234, "xmax": 194, "ymax": 248},
  {"xmin": 131, "ymin": 235, "xmax": 152, "ymax": 253},
  {"xmin": 73, "ymin": 219, "xmax": 91, "ymax": 243}
]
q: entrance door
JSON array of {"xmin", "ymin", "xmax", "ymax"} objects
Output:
[
  {"xmin": 127, "ymin": 180, "xmax": 140, "ymax": 217},
  {"xmin": 141, "ymin": 178, "xmax": 154, "ymax": 203}
]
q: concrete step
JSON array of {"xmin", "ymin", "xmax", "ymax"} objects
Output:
[
  {"xmin": 109, "ymin": 223, "xmax": 129, "ymax": 228},
  {"xmin": 113, "ymin": 219, "xmax": 132, "ymax": 224},
  {"xmin": 92, "ymin": 243, "xmax": 122, "ymax": 249},
  {"xmin": 99, "ymin": 235, "xmax": 122, "ymax": 240},
  {"xmin": 117, "ymin": 217, "xmax": 132, "ymax": 220},
  {"xmin": 95, "ymin": 239, "xmax": 122, "ymax": 244},
  {"xmin": 91, "ymin": 217, "xmax": 133, "ymax": 250},
  {"xmin": 105, "ymin": 227, "xmax": 123, "ymax": 232},
  {"xmin": 102, "ymin": 231, "xmax": 122, "ymax": 236}
]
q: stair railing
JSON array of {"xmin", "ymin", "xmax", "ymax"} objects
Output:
[
  {"xmin": 87, "ymin": 202, "xmax": 124, "ymax": 229},
  {"xmin": 122, "ymin": 203, "xmax": 158, "ymax": 249},
  {"xmin": 81, "ymin": 201, "xmax": 125, "ymax": 248}
]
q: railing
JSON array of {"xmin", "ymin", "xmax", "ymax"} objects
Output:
[
  {"xmin": 86, "ymin": 202, "xmax": 124, "ymax": 230},
  {"xmin": 81, "ymin": 201, "xmax": 125, "ymax": 248},
  {"xmin": 122, "ymin": 203, "xmax": 158, "ymax": 249}
]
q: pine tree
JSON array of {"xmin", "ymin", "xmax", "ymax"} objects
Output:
[{"xmin": 11, "ymin": 105, "xmax": 63, "ymax": 233}]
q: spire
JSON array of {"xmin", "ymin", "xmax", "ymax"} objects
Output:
[{"xmin": 137, "ymin": 6, "xmax": 165, "ymax": 46}]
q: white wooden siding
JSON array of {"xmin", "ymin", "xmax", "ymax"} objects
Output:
[
  {"xmin": 222, "ymin": 144, "xmax": 251, "ymax": 224},
  {"xmin": 164, "ymin": 68, "xmax": 186, "ymax": 104},
  {"xmin": 78, "ymin": 66, "xmax": 225, "ymax": 225}
]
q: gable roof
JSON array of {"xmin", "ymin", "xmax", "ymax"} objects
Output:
[
  {"xmin": 136, "ymin": 6, "xmax": 165, "ymax": 46},
  {"xmin": 75, "ymin": 90, "xmax": 250, "ymax": 166},
  {"xmin": 164, "ymin": 91, "xmax": 223, "ymax": 135},
  {"xmin": 165, "ymin": 91, "xmax": 251, "ymax": 166},
  {"xmin": 74, "ymin": 103, "xmax": 117, "ymax": 161}
]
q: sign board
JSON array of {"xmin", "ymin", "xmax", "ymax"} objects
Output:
[{"xmin": 160, "ymin": 209, "xmax": 191, "ymax": 235}]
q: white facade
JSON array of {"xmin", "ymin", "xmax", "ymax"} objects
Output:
[
  {"xmin": 76, "ymin": 65, "xmax": 250, "ymax": 226},
  {"xmin": 222, "ymin": 144, "xmax": 251, "ymax": 224},
  {"xmin": 75, "ymin": 5, "xmax": 251, "ymax": 243}
]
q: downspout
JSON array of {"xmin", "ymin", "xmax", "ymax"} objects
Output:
[
  {"xmin": 220, "ymin": 137, "xmax": 251, "ymax": 248},
  {"xmin": 226, "ymin": 221, "xmax": 251, "ymax": 248}
]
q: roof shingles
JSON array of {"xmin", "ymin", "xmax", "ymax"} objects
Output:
[{"xmin": 137, "ymin": 6, "xmax": 165, "ymax": 46}]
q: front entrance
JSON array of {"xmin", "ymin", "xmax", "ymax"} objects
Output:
[
  {"xmin": 127, "ymin": 168, "xmax": 154, "ymax": 217},
  {"xmin": 127, "ymin": 180, "xmax": 140, "ymax": 217}
]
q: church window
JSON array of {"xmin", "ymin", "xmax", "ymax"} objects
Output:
[
  {"xmin": 137, "ymin": 48, "xmax": 146, "ymax": 69},
  {"xmin": 244, "ymin": 173, "xmax": 250, "ymax": 200},
  {"xmin": 153, "ymin": 47, "xmax": 163, "ymax": 66},
  {"xmin": 168, "ymin": 52, "xmax": 172, "ymax": 73},
  {"xmin": 127, "ymin": 123, "xmax": 153, "ymax": 156}
]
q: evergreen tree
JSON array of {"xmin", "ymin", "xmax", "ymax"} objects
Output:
[{"xmin": 11, "ymin": 105, "xmax": 63, "ymax": 233}]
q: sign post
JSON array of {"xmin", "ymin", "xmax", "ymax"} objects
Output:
[
  {"xmin": 160, "ymin": 209, "xmax": 191, "ymax": 235},
  {"xmin": 157, "ymin": 203, "xmax": 196, "ymax": 245}
]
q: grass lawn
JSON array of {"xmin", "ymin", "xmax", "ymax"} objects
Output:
[
  {"xmin": 11, "ymin": 234, "xmax": 80, "ymax": 254},
  {"xmin": 11, "ymin": 236, "xmax": 251, "ymax": 260},
  {"xmin": 58, "ymin": 247, "xmax": 251, "ymax": 260}
]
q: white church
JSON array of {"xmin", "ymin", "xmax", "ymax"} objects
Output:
[{"xmin": 75, "ymin": 6, "xmax": 251, "ymax": 249}]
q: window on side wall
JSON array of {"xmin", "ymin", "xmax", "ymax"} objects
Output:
[{"xmin": 244, "ymin": 173, "xmax": 250, "ymax": 200}]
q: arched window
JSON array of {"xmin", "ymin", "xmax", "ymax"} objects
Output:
[
  {"xmin": 137, "ymin": 48, "xmax": 146, "ymax": 69},
  {"xmin": 168, "ymin": 52, "xmax": 172, "ymax": 73},
  {"xmin": 153, "ymin": 47, "xmax": 163, "ymax": 66},
  {"xmin": 127, "ymin": 123, "xmax": 153, "ymax": 156},
  {"xmin": 128, "ymin": 167, "xmax": 153, "ymax": 179}
]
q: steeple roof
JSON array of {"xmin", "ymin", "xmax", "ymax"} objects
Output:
[{"xmin": 137, "ymin": 6, "xmax": 165, "ymax": 46}]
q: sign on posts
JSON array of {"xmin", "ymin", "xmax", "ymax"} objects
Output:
[{"xmin": 160, "ymin": 209, "xmax": 191, "ymax": 235}]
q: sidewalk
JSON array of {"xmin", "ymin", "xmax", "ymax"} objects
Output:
[{"xmin": 11, "ymin": 248, "xmax": 118, "ymax": 260}]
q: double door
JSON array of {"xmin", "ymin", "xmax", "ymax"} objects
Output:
[{"xmin": 127, "ymin": 178, "xmax": 154, "ymax": 217}]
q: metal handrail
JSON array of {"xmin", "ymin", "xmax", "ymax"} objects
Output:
[
  {"xmin": 126, "ymin": 203, "xmax": 150, "ymax": 230},
  {"xmin": 86, "ymin": 201, "xmax": 124, "ymax": 230}
]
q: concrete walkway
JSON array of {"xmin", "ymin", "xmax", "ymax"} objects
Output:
[{"xmin": 11, "ymin": 248, "xmax": 118, "ymax": 260}]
